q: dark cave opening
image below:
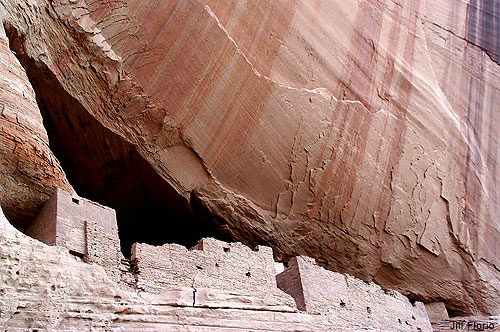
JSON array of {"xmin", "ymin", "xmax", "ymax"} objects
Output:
[
  {"xmin": 445, "ymin": 305, "xmax": 465, "ymax": 318},
  {"xmin": 5, "ymin": 24, "xmax": 230, "ymax": 257}
]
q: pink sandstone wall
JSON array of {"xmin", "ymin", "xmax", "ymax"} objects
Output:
[
  {"xmin": 425, "ymin": 302, "xmax": 450, "ymax": 322},
  {"xmin": 26, "ymin": 189, "xmax": 117, "ymax": 256}
]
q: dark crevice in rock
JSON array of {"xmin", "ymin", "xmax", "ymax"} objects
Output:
[
  {"xmin": 4, "ymin": 24, "xmax": 231, "ymax": 257},
  {"xmin": 445, "ymin": 305, "xmax": 464, "ymax": 318},
  {"xmin": 406, "ymin": 293, "xmax": 427, "ymax": 306}
]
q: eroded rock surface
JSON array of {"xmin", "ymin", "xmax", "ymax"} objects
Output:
[
  {"xmin": 0, "ymin": 22, "xmax": 71, "ymax": 225},
  {"xmin": 0, "ymin": 0, "xmax": 499, "ymax": 316}
]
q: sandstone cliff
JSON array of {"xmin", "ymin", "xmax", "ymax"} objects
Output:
[
  {"xmin": 0, "ymin": 15, "xmax": 71, "ymax": 226},
  {"xmin": 0, "ymin": 0, "xmax": 499, "ymax": 317}
]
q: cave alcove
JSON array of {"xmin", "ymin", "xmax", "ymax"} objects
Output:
[{"xmin": 4, "ymin": 24, "xmax": 230, "ymax": 257}]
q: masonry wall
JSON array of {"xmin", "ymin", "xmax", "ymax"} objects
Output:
[
  {"xmin": 25, "ymin": 189, "xmax": 122, "ymax": 281},
  {"xmin": 2, "ymin": 204, "xmax": 435, "ymax": 332},
  {"xmin": 25, "ymin": 191, "xmax": 58, "ymax": 245},
  {"xmin": 85, "ymin": 221, "xmax": 122, "ymax": 283},
  {"xmin": 53, "ymin": 189, "xmax": 117, "ymax": 256},
  {"xmin": 276, "ymin": 258, "xmax": 306, "ymax": 311},
  {"xmin": 131, "ymin": 238, "xmax": 296, "ymax": 308},
  {"xmin": 277, "ymin": 256, "xmax": 433, "ymax": 332},
  {"xmin": 21, "ymin": 190, "xmax": 434, "ymax": 331}
]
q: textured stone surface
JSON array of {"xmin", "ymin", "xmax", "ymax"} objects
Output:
[
  {"xmin": 277, "ymin": 256, "xmax": 432, "ymax": 332},
  {"xmin": 132, "ymin": 238, "xmax": 296, "ymax": 307},
  {"xmin": 0, "ymin": 22, "xmax": 71, "ymax": 225},
  {"xmin": 425, "ymin": 302, "xmax": 450, "ymax": 322},
  {"xmin": 0, "ymin": 0, "xmax": 499, "ymax": 316},
  {"xmin": 26, "ymin": 189, "xmax": 123, "ymax": 282},
  {"xmin": 0, "ymin": 206, "xmax": 432, "ymax": 331},
  {"xmin": 26, "ymin": 189, "xmax": 118, "ymax": 253}
]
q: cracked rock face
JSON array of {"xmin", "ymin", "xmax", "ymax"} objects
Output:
[
  {"xmin": 0, "ymin": 0, "xmax": 499, "ymax": 316},
  {"xmin": 0, "ymin": 20, "xmax": 72, "ymax": 225}
]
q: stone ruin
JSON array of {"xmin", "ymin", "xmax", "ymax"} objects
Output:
[
  {"xmin": 25, "ymin": 189, "xmax": 122, "ymax": 282},
  {"xmin": 132, "ymin": 239, "xmax": 296, "ymax": 308},
  {"xmin": 22, "ymin": 189, "xmax": 434, "ymax": 331}
]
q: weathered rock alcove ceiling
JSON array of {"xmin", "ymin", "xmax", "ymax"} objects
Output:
[{"xmin": 4, "ymin": 24, "xmax": 229, "ymax": 256}]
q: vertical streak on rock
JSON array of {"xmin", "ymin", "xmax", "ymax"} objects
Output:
[
  {"xmin": 200, "ymin": 1, "xmax": 299, "ymax": 170},
  {"xmin": 463, "ymin": 75, "xmax": 481, "ymax": 257},
  {"xmin": 377, "ymin": 0, "xmax": 421, "ymax": 230},
  {"xmin": 373, "ymin": 0, "xmax": 403, "ymax": 230},
  {"xmin": 434, "ymin": 0, "xmax": 461, "ymax": 95},
  {"xmin": 481, "ymin": 0, "xmax": 496, "ymax": 61},
  {"xmin": 203, "ymin": 73, "xmax": 271, "ymax": 170},
  {"xmin": 125, "ymin": 0, "xmax": 181, "ymax": 73},
  {"xmin": 343, "ymin": 0, "xmax": 384, "ymax": 107},
  {"xmin": 462, "ymin": 0, "xmax": 485, "ymax": 260},
  {"xmin": 332, "ymin": 1, "xmax": 386, "ymax": 227},
  {"xmin": 496, "ymin": 0, "xmax": 500, "ymax": 62},
  {"xmin": 451, "ymin": 0, "xmax": 500, "ymax": 313},
  {"xmin": 467, "ymin": 0, "xmax": 479, "ymax": 46},
  {"xmin": 199, "ymin": 0, "xmax": 300, "ymax": 78},
  {"xmin": 309, "ymin": 0, "xmax": 385, "ymax": 222},
  {"xmin": 379, "ymin": 2, "xmax": 402, "ymax": 101},
  {"xmin": 485, "ymin": 88, "xmax": 499, "ymax": 263},
  {"xmin": 480, "ymin": 0, "xmax": 500, "ymax": 260},
  {"xmin": 492, "ymin": 91, "xmax": 499, "ymax": 259},
  {"xmin": 173, "ymin": 0, "xmax": 301, "ymax": 136},
  {"xmin": 247, "ymin": 0, "xmax": 300, "ymax": 76},
  {"xmin": 177, "ymin": 38, "xmax": 241, "ymax": 133}
]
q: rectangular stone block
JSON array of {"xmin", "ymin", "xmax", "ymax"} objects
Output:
[
  {"xmin": 53, "ymin": 190, "xmax": 117, "ymax": 256},
  {"xmin": 25, "ymin": 191, "xmax": 58, "ymax": 245},
  {"xmin": 425, "ymin": 302, "xmax": 449, "ymax": 322}
]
